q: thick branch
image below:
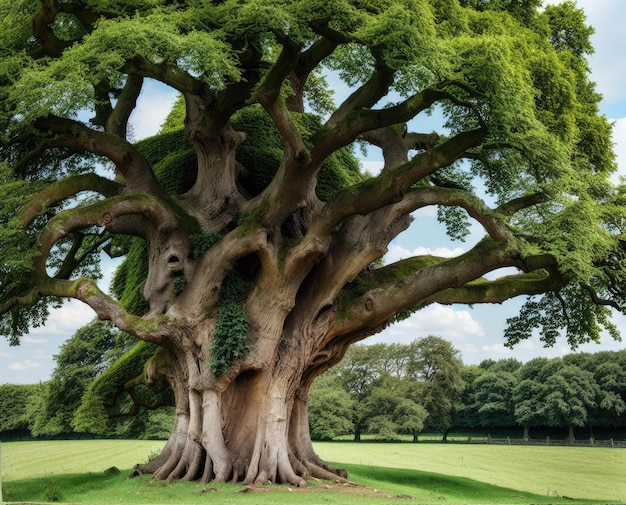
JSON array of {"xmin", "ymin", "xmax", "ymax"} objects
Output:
[
  {"xmin": 330, "ymin": 238, "xmax": 522, "ymax": 337},
  {"xmin": 33, "ymin": 116, "xmax": 166, "ymax": 197},
  {"xmin": 171, "ymin": 228, "xmax": 269, "ymax": 318},
  {"xmin": 325, "ymin": 47, "xmax": 396, "ymax": 131},
  {"xmin": 20, "ymin": 173, "xmax": 122, "ymax": 227},
  {"xmin": 310, "ymin": 127, "xmax": 487, "ymax": 238},
  {"xmin": 106, "ymin": 75, "xmax": 145, "ymax": 138},
  {"xmin": 124, "ymin": 56, "xmax": 204, "ymax": 96},
  {"xmin": 427, "ymin": 269, "xmax": 560, "ymax": 305},
  {"xmin": 312, "ymin": 87, "xmax": 453, "ymax": 162},
  {"xmin": 32, "ymin": 194, "xmax": 189, "ymax": 279},
  {"xmin": 287, "ymin": 37, "xmax": 338, "ymax": 112}
]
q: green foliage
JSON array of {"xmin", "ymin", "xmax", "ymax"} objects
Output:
[
  {"xmin": 72, "ymin": 341, "xmax": 159, "ymax": 434},
  {"xmin": 0, "ymin": 383, "xmax": 44, "ymax": 432},
  {"xmin": 110, "ymin": 238, "xmax": 149, "ymax": 316},
  {"xmin": 504, "ymin": 284, "xmax": 620, "ymax": 349},
  {"xmin": 312, "ymin": 343, "xmax": 626, "ymax": 440},
  {"xmin": 467, "ymin": 371, "xmax": 517, "ymax": 427},
  {"xmin": 541, "ymin": 364, "xmax": 598, "ymax": 430},
  {"xmin": 32, "ymin": 319, "xmax": 128, "ymax": 436},
  {"xmin": 308, "ymin": 372, "xmax": 354, "ymax": 440},
  {"xmin": 208, "ymin": 273, "xmax": 251, "ymax": 376},
  {"xmin": 229, "ymin": 105, "xmax": 365, "ymax": 201}
]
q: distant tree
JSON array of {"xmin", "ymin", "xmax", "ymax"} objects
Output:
[
  {"xmin": 478, "ymin": 359, "xmax": 498, "ymax": 371},
  {"xmin": 338, "ymin": 345, "xmax": 385, "ymax": 441},
  {"xmin": 512, "ymin": 378, "xmax": 546, "ymax": 441},
  {"xmin": 395, "ymin": 397, "xmax": 429, "ymax": 443},
  {"xmin": 0, "ymin": 383, "xmax": 44, "ymax": 434},
  {"xmin": 589, "ymin": 361, "xmax": 626, "ymax": 434},
  {"xmin": 406, "ymin": 336, "xmax": 465, "ymax": 439},
  {"xmin": 541, "ymin": 365, "xmax": 598, "ymax": 444},
  {"xmin": 32, "ymin": 319, "xmax": 123, "ymax": 436},
  {"xmin": 517, "ymin": 357, "xmax": 551, "ymax": 381},
  {"xmin": 489, "ymin": 358, "xmax": 523, "ymax": 374},
  {"xmin": 468, "ymin": 371, "xmax": 517, "ymax": 428},
  {"xmin": 308, "ymin": 372, "xmax": 354, "ymax": 441},
  {"xmin": 363, "ymin": 376, "xmax": 427, "ymax": 441},
  {"xmin": 455, "ymin": 364, "xmax": 485, "ymax": 429}
]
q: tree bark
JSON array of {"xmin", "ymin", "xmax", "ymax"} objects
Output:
[{"xmin": 131, "ymin": 325, "xmax": 349, "ymax": 486}]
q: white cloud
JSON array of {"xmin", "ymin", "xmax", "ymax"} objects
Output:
[
  {"xmin": 33, "ymin": 348, "xmax": 51, "ymax": 360},
  {"xmin": 480, "ymin": 343, "xmax": 512, "ymax": 355},
  {"xmin": 386, "ymin": 243, "xmax": 465, "ymax": 262},
  {"xmin": 8, "ymin": 360, "xmax": 42, "ymax": 371},
  {"xmin": 360, "ymin": 160, "xmax": 383, "ymax": 176},
  {"xmin": 22, "ymin": 336, "xmax": 48, "ymax": 345},
  {"xmin": 29, "ymin": 299, "xmax": 94, "ymax": 337},
  {"xmin": 380, "ymin": 303, "xmax": 485, "ymax": 346}
]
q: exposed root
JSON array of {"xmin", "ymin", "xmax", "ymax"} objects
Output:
[{"xmin": 308, "ymin": 462, "xmax": 349, "ymax": 483}]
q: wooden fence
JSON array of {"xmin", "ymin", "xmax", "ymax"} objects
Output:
[{"xmin": 463, "ymin": 436, "xmax": 626, "ymax": 448}]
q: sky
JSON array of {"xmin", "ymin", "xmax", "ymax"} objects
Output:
[{"xmin": 2, "ymin": 0, "xmax": 626, "ymax": 384}]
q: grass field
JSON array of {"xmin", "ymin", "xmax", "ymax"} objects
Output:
[{"xmin": 1, "ymin": 440, "xmax": 624, "ymax": 504}]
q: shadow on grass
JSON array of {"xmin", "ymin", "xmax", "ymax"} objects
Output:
[
  {"xmin": 340, "ymin": 463, "xmax": 600, "ymax": 504},
  {"xmin": 3, "ymin": 464, "xmax": 602, "ymax": 505},
  {"xmin": 3, "ymin": 471, "xmax": 118, "ymax": 503}
]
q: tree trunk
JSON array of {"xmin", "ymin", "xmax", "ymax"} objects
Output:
[
  {"xmin": 132, "ymin": 332, "xmax": 348, "ymax": 486},
  {"xmin": 522, "ymin": 424, "xmax": 530, "ymax": 442},
  {"xmin": 565, "ymin": 425, "xmax": 575, "ymax": 446}
]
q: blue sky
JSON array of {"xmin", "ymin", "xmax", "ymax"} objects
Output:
[{"xmin": 2, "ymin": 0, "xmax": 626, "ymax": 384}]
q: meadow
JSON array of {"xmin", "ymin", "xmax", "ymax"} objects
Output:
[{"xmin": 1, "ymin": 439, "xmax": 624, "ymax": 504}]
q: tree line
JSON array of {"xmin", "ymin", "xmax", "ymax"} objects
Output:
[
  {"xmin": 308, "ymin": 337, "xmax": 626, "ymax": 444},
  {"xmin": 1, "ymin": 326, "xmax": 625, "ymax": 444}
]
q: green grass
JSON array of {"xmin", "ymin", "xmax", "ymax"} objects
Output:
[
  {"xmin": 315, "ymin": 442, "xmax": 626, "ymax": 502},
  {"xmin": 1, "ymin": 440, "xmax": 624, "ymax": 504}
]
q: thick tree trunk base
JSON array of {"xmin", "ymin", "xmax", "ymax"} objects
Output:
[{"xmin": 129, "ymin": 373, "xmax": 349, "ymax": 487}]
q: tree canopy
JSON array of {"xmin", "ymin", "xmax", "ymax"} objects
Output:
[{"xmin": 1, "ymin": 0, "xmax": 624, "ymax": 486}]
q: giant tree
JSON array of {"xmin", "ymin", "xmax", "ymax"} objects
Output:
[{"xmin": 1, "ymin": 0, "xmax": 625, "ymax": 486}]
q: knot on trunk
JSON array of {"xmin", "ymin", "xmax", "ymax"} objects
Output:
[{"xmin": 98, "ymin": 212, "xmax": 113, "ymax": 226}]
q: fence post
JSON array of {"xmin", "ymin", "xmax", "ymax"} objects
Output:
[
  {"xmin": 546, "ymin": 436, "xmax": 550, "ymax": 446},
  {"xmin": 611, "ymin": 438, "xmax": 614, "ymax": 448}
]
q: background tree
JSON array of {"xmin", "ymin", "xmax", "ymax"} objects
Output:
[
  {"xmin": 362, "ymin": 375, "xmax": 428, "ymax": 441},
  {"xmin": 467, "ymin": 371, "xmax": 517, "ymax": 429},
  {"xmin": 541, "ymin": 365, "xmax": 598, "ymax": 444},
  {"xmin": 31, "ymin": 319, "xmax": 123, "ymax": 436},
  {"xmin": 564, "ymin": 351, "xmax": 626, "ymax": 437},
  {"xmin": 406, "ymin": 336, "xmax": 465, "ymax": 440},
  {"xmin": 1, "ymin": 0, "xmax": 624, "ymax": 486},
  {"xmin": 0, "ymin": 383, "xmax": 44, "ymax": 435},
  {"xmin": 308, "ymin": 371, "xmax": 354, "ymax": 441},
  {"xmin": 337, "ymin": 344, "xmax": 385, "ymax": 441},
  {"xmin": 455, "ymin": 364, "xmax": 485, "ymax": 429},
  {"xmin": 511, "ymin": 358, "xmax": 551, "ymax": 441}
]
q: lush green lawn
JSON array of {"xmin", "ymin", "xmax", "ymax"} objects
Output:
[
  {"xmin": 1, "ymin": 440, "xmax": 624, "ymax": 504},
  {"xmin": 316, "ymin": 442, "xmax": 626, "ymax": 502}
]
